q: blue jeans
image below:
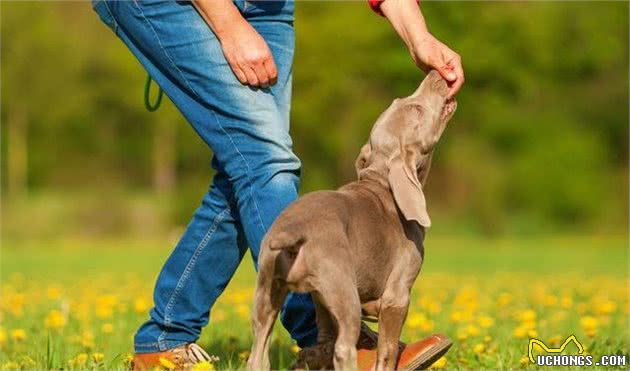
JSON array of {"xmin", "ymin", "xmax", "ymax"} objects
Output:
[{"xmin": 92, "ymin": 0, "xmax": 317, "ymax": 352}]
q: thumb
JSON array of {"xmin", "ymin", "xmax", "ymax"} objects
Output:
[{"xmin": 437, "ymin": 65, "xmax": 457, "ymax": 82}]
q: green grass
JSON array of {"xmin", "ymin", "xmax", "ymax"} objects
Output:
[{"xmin": 1, "ymin": 235, "xmax": 628, "ymax": 370}]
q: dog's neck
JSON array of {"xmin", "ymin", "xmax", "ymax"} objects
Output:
[{"xmin": 358, "ymin": 168, "xmax": 389, "ymax": 189}]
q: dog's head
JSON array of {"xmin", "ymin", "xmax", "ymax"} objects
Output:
[{"xmin": 355, "ymin": 70, "xmax": 457, "ymax": 228}]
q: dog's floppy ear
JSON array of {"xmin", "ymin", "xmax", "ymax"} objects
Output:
[
  {"xmin": 388, "ymin": 151, "xmax": 431, "ymax": 228},
  {"xmin": 355, "ymin": 143, "xmax": 372, "ymax": 178}
]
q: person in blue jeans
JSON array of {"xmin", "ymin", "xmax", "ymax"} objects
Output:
[{"xmin": 92, "ymin": 0, "xmax": 464, "ymax": 369}]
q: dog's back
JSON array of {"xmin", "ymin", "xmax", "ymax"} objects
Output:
[{"xmin": 260, "ymin": 178, "xmax": 423, "ymax": 301}]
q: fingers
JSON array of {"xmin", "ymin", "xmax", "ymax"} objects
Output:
[
  {"xmin": 236, "ymin": 56, "xmax": 276, "ymax": 88},
  {"xmin": 436, "ymin": 63, "xmax": 457, "ymax": 83},
  {"xmin": 448, "ymin": 56, "xmax": 465, "ymax": 98},
  {"xmin": 263, "ymin": 59, "xmax": 278, "ymax": 86},
  {"xmin": 230, "ymin": 63, "xmax": 248, "ymax": 85}
]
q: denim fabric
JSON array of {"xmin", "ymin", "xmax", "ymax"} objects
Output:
[{"xmin": 92, "ymin": 0, "xmax": 317, "ymax": 352}]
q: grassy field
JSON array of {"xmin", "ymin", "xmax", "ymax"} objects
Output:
[{"xmin": 0, "ymin": 235, "xmax": 628, "ymax": 370}]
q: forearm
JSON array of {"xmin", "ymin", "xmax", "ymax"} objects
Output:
[
  {"xmin": 380, "ymin": 0, "xmax": 429, "ymax": 49},
  {"xmin": 192, "ymin": 0, "xmax": 245, "ymax": 39}
]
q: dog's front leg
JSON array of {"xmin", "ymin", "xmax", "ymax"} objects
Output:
[{"xmin": 375, "ymin": 293, "xmax": 409, "ymax": 371}]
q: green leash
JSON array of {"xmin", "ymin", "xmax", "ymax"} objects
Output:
[{"xmin": 144, "ymin": 73, "xmax": 163, "ymax": 112}]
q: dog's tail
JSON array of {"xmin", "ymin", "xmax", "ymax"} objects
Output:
[{"xmin": 268, "ymin": 231, "xmax": 306, "ymax": 254}]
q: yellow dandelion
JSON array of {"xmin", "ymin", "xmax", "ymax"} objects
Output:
[
  {"xmin": 10, "ymin": 329, "xmax": 26, "ymax": 342},
  {"xmin": 542, "ymin": 294, "xmax": 558, "ymax": 307},
  {"xmin": 6, "ymin": 293, "xmax": 25, "ymax": 317},
  {"xmin": 236, "ymin": 304, "xmax": 250, "ymax": 319},
  {"xmin": 560, "ymin": 295, "xmax": 573, "ymax": 308},
  {"xmin": 518, "ymin": 309, "xmax": 537, "ymax": 322},
  {"xmin": 159, "ymin": 357, "xmax": 176, "ymax": 370},
  {"xmin": 580, "ymin": 316, "xmax": 598, "ymax": 337},
  {"xmin": 75, "ymin": 353, "xmax": 88, "ymax": 366},
  {"xmin": 192, "ymin": 361, "xmax": 215, "ymax": 371},
  {"xmin": 92, "ymin": 352, "xmax": 105, "ymax": 363},
  {"xmin": 483, "ymin": 335, "xmax": 492, "ymax": 343},
  {"xmin": 513, "ymin": 326, "xmax": 528, "ymax": 338},
  {"xmin": 527, "ymin": 329, "xmax": 538, "ymax": 338},
  {"xmin": 45, "ymin": 310, "xmax": 66, "ymax": 329},
  {"xmin": 0, "ymin": 329, "xmax": 7, "ymax": 347},
  {"xmin": 46, "ymin": 286, "xmax": 62, "ymax": 300},
  {"xmin": 595, "ymin": 299, "xmax": 616, "ymax": 315},
  {"xmin": 124, "ymin": 354, "xmax": 134, "ymax": 367},
  {"xmin": 81, "ymin": 331, "xmax": 95, "ymax": 349},
  {"xmin": 465, "ymin": 324, "xmax": 480, "ymax": 337},
  {"xmin": 134, "ymin": 298, "xmax": 150, "ymax": 314},
  {"xmin": 547, "ymin": 335, "xmax": 562, "ymax": 346},
  {"xmin": 519, "ymin": 355, "xmax": 530, "ymax": 366},
  {"xmin": 497, "ymin": 292, "xmax": 512, "ymax": 307},
  {"xmin": 477, "ymin": 315, "xmax": 494, "ymax": 328},
  {"xmin": 1, "ymin": 361, "xmax": 19, "ymax": 369},
  {"xmin": 407, "ymin": 313, "xmax": 434, "ymax": 332},
  {"xmin": 212, "ymin": 308, "xmax": 226, "ymax": 322},
  {"xmin": 101, "ymin": 323, "xmax": 114, "ymax": 334},
  {"xmin": 290, "ymin": 344, "xmax": 300, "ymax": 354},
  {"xmin": 429, "ymin": 356, "xmax": 447, "ymax": 369},
  {"xmin": 473, "ymin": 343, "xmax": 485, "ymax": 354}
]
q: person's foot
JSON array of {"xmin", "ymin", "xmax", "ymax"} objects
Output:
[
  {"xmin": 291, "ymin": 322, "xmax": 452, "ymax": 370},
  {"xmin": 132, "ymin": 343, "xmax": 213, "ymax": 371}
]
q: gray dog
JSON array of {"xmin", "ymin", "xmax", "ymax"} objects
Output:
[{"xmin": 247, "ymin": 70, "xmax": 457, "ymax": 371}]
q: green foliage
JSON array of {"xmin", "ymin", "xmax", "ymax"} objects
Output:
[{"xmin": 1, "ymin": 1, "xmax": 628, "ymax": 236}]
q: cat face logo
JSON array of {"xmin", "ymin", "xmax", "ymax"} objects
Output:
[{"xmin": 528, "ymin": 335, "xmax": 584, "ymax": 363}]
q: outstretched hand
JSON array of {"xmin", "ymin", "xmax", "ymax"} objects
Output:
[
  {"xmin": 380, "ymin": 0, "xmax": 464, "ymax": 98},
  {"xmin": 408, "ymin": 32, "xmax": 464, "ymax": 98}
]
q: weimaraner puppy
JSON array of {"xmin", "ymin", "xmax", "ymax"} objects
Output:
[{"xmin": 247, "ymin": 70, "xmax": 457, "ymax": 371}]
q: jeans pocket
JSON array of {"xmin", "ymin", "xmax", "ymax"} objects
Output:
[{"xmin": 92, "ymin": 0, "xmax": 118, "ymax": 35}]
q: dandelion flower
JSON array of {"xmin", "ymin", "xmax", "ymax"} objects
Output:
[
  {"xmin": 1, "ymin": 361, "xmax": 19, "ymax": 369},
  {"xmin": 429, "ymin": 356, "xmax": 447, "ymax": 369},
  {"xmin": 473, "ymin": 343, "xmax": 485, "ymax": 354},
  {"xmin": 75, "ymin": 353, "xmax": 88, "ymax": 366},
  {"xmin": 518, "ymin": 309, "xmax": 537, "ymax": 322},
  {"xmin": 10, "ymin": 329, "xmax": 26, "ymax": 342},
  {"xmin": 0, "ymin": 329, "xmax": 7, "ymax": 347},
  {"xmin": 46, "ymin": 286, "xmax": 62, "ymax": 300},
  {"xmin": 595, "ymin": 299, "xmax": 616, "ymax": 315},
  {"xmin": 477, "ymin": 315, "xmax": 494, "ymax": 328},
  {"xmin": 159, "ymin": 357, "xmax": 176, "ymax": 370},
  {"xmin": 134, "ymin": 298, "xmax": 150, "ymax": 314},
  {"xmin": 192, "ymin": 361, "xmax": 215, "ymax": 371},
  {"xmin": 465, "ymin": 324, "xmax": 480, "ymax": 337},
  {"xmin": 580, "ymin": 316, "xmax": 598, "ymax": 337},
  {"xmin": 92, "ymin": 352, "xmax": 105, "ymax": 363},
  {"xmin": 519, "ymin": 355, "xmax": 530, "ymax": 366},
  {"xmin": 101, "ymin": 323, "xmax": 114, "ymax": 334},
  {"xmin": 44, "ymin": 310, "xmax": 66, "ymax": 329},
  {"xmin": 290, "ymin": 344, "xmax": 300, "ymax": 354}
]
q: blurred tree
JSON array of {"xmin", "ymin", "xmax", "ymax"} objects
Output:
[{"xmin": 1, "ymin": 1, "xmax": 627, "ymax": 237}]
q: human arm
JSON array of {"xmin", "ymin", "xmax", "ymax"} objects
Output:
[{"xmin": 377, "ymin": 0, "xmax": 464, "ymax": 97}]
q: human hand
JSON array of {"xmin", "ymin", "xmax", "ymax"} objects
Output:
[
  {"xmin": 380, "ymin": 0, "xmax": 464, "ymax": 98},
  {"xmin": 217, "ymin": 18, "xmax": 278, "ymax": 88},
  {"xmin": 409, "ymin": 32, "xmax": 464, "ymax": 98}
]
